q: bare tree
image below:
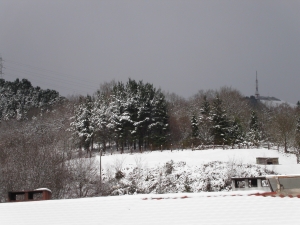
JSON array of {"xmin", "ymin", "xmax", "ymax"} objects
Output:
[
  {"xmin": 67, "ymin": 157, "xmax": 99, "ymax": 198},
  {"xmin": 272, "ymin": 103, "xmax": 296, "ymax": 153}
]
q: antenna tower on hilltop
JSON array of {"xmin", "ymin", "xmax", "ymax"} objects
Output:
[{"xmin": 255, "ymin": 71, "xmax": 260, "ymax": 100}]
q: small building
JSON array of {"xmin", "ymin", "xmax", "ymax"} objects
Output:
[
  {"xmin": 267, "ymin": 175, "xmax": 300, "ymax": 196},
  {"xmin": 232, "ymin": 175, "xmax": 300, "ymax": 196},
  {"xmin": 256, "ymin": 157, "xmax": 279, "ymax": 165},
  {"xmin": 8, "ymin": 188, "xmax": 52, "ymax": 202},
  {"xmin": 231, "ymin": 176, "xmax": 271, "ymax": 192}
]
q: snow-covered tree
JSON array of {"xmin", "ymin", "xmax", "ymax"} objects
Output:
[
  {"xmin": 148, "ymin": 90, "xmax": 169, "ymax": 147},
  {"xmin": 90, "ymin": 79, "xmax": 169, "ymax": 151},
  {"xmin": 245, "ymin": 110, "xmax": 262, "ymax": 146},
  {"xmin": 0, "ymin": 78, "xmax": 63, "ymax": 121},
  {"xmin": 198, "ymin": 96, "xmax": 213, "ymax": 145},
  {"xmin": 70, "ymin": 95, "xmax": 95, "ymax": 153},
  {"xmin": 210, "ymin": 95, "xmax": 230, "ymax": 145},
  {"xmin": 91, "ymin": 93, "xmax": 111, "ymax": 151},
  {"xmin": 227, "ymin": 118, "xmax": 244, "ymax": 146},
  {"xmin": 191, "ymin": 114, "xmax": 199, "ymax": 141}
]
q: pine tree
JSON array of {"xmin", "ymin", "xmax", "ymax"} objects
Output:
[
  {"xmin": 200, "ymin": 95, "xmax": 210, "ymax": 116},
  {"xmin": 91, "ymin": 93, "xmax": 111, "ymax": 151},
  {"xmin": 210, "ymin": 95, "xmax": 230, "ymax": 145},
  {"xmin": 191, "ymin": 114, "xmax": 199, "ymax": 142},
  {"xmin": 147, "ymin": 90, "xmax": 169, "ymax": 148},
  {"xmin": 246, "ymin": 110, "xmax": 261, "ymax": 146},
  {"xmin": 108, "ymin": 82, "xmax": 129, "ymax": 151},
  {"xmin": 70, "ymin": 95, "xmax": 94, "ymax": 154},
  {"xmin": 109, "ymin": 79, "xmax": 169, "ymax": 150},
  {"xmin": 198, "ymin": 96, "xmax": 213, "ymax": 144},
  {"xmin": 227, "ymin": 118, "xmax": 244, "ymax": 146}
]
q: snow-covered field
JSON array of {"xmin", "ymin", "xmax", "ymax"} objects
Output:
[
  {"xmin": 2, "ymin": 148, "xmax": 300, "ymax": 225},
  {"xmin": 1, "ymin": 191, "xmax": 300, "ymax": 225},
  {"xmin": 97, "ymin": 148, "xmax": 300, "ymax": 175}
]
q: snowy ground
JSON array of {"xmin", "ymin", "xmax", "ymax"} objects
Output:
[
  {"xmin": 97, "ymin": 148, "xmax": 300, "ymax": 175},
  {"xmin": 1, "ymin": 191, "xmax": 300, "ymax": 225},
  {"xmin": 2, "ymin": 148, "xmax": 300, "ymax": 224}
]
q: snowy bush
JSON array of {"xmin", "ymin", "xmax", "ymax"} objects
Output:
[{"xmin": 101, "ymin": 160, "xmax": 277, "ymax": 196}]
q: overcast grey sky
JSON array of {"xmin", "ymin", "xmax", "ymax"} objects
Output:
[{"xmin": 1, "ymin": 0, "xmax": 300, "ymax": 103}]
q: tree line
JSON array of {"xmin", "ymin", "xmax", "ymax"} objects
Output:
[
  {"xmin": 1, "ymin": 78, "xmax": 300, "ymax": 155},
  {"xmin": 0, "ymin": 78, "xmax": 300, "ymax": 201},
  {"xmin": 0, "ymin": 78, "xmax": 63, "ymax": 120},
  {"xmin": 167, "ymin": 87, "xmax": 300, "ymax": 162},
  {"xmin": 69, "ymin": 79, "xmax": 169, "ymax": 153}
]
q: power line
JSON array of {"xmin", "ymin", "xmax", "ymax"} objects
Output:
[
  {"xmin": 3, "ymin": 58, "xmax": 101, "ymax": 95},
  {"xmin": 5, "ymin": 65, "xmax": 98, "ymax": 90},
  {"xmin": 4, "ymin": 72, "xmax": 86, "ymax": 94},
  {"xmin": 5, "ymin": 59, "xmax": 96, "ymax": 85}
]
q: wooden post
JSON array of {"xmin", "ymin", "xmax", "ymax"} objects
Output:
[
  {"xmin": 171, "ymin": 144, "xmax": 172, "ymax": 152},
  {"xmin": 99, "ymin": 148, "xmax": 102, "ymax": 193},
  {"xmin": 161, "ymin": 145, "xmax": 162, "ymax": 152}
]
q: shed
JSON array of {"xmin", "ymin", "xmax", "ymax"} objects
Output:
[
  {"xmin": 231, "ymin": 176, "xmax": 271, "ymax": 191},
  {"xmin": 256, "ymin": 157, "xmax": 279, "ymax": 165},
  {"xmin": 8, "ymin": 188, "xmax": 52, "ymax": 202}
]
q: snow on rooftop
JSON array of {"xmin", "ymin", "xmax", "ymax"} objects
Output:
[
  {"xmin": 1, "ymin": 192, "xmax": 300, "ymax": 225},
  {"xmin": 34, "ymin": 188, "xmax": 52, "ymax": 193}
]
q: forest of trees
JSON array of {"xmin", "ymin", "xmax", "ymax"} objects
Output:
[
  {"xmin": 69, "ymin": 79, "xmax": 169, "ymax": 153},
  {"xmin": 0, "ymin": 78, "xmax": 63, "ymax": 120},
  {"xmin": 0, "ymin": 78, "xmax": 300, "ymax": 201}
]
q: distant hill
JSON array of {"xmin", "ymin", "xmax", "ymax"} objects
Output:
[
  {"xmin": 0, "ymin": 78, "xmax": 64, "ymax": 120},
  {"xmin": 246, "ymin": 95, "xmax": 297, "ymax": 108},
  {"xmin": 259, "ymin": 96, "xmax": 297, "ymax": 108}
]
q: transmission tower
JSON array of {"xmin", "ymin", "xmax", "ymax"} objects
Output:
[{"xmin": 255, "ymin": 71, "xmax": 260, "ymax": 100}]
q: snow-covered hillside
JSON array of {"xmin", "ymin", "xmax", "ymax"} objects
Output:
[
  {"xmin": 97, "ymin": 148, "xmax": 299, "ymax": 175},
  {"xmin": 94, "ymin": 148, "xmax": 300, "ymax": 195}
]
